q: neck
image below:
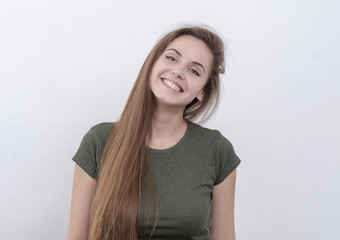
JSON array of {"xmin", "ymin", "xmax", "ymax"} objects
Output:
[{"xmin": 147, "ymin": 104, "xmax": 188, "ymax": 149}]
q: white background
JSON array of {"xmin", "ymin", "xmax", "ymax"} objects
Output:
[{"xmin": 1, "ymin": 0, "xmax": 339, "ymax": 239}]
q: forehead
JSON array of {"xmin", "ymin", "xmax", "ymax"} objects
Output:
[{"xmin": 166, "ymin": 35, "xmax": 213, "ymax": 70}]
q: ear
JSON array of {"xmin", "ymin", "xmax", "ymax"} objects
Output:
[{"xmin": 196, "ymin": 89, "xmax": 205, "ymax": 102}]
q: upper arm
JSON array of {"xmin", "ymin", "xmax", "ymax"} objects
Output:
[
  {"xmin": 67, "ymin": 164, "xmax": 97, "ymax": 240},
  {"xmin": 209, "ymin": 169, "xmax": 237, "ymax": 240}
]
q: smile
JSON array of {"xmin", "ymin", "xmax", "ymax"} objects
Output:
[{"xmin": 161, "ymin": 78, "xmax": 183, "ymax": 92}]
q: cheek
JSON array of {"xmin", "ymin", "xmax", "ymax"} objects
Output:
[
  {"xmin": 150, "ymin": 62, "xmax": 161, "ymax": 78},
  {"xmin": 150, "ymin": 63, "xmax": 160, "ymax": 80},
  {"xmin": 196, "ymin": 77, "xmax": 209, "ymax": 92}
]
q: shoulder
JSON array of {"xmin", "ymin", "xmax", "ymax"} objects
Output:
[
  {"xmin": 86, "ymin": 122, "xmax": 115, "ymax": 144},
  {"xmin": 76, "ymin": 122, "xmax": 116, "ymax": 160},
  {"xmin": 189, "ymin": 122, "xmax": 219, "ymax": 136},
  {"xmin": 186, "ymin": 122, "xmax": 241, "ymax": 185},
  {"xmin": 89, "ymin": 122, "xmax": 115, "ymax": 135},
  {"xmin": 72, "ymin": 122, "xmax": 115, "ymax": 179},
  {"xmin": 189, "ymin": 122, "xmax": 232, "ymax": 147}
]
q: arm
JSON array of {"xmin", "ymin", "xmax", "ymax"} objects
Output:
[
  {"xmin": 67, "ymin": 164, "xmax": 97, "ymax": 240},
  {"xmin": 209, "ymin": 169, "xmax": 237, "ymax": 240}
]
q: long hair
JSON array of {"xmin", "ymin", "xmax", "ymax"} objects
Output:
[{"xmin": 88, "ymin": 25, "xmax": 226, "ymax": 240}]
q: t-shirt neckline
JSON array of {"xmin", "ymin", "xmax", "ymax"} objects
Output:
[{"xmin": 147, "ymin": 121, "xmax": 194, "ymax": 154}]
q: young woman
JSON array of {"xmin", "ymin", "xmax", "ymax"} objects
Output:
[{"xmin": 67, "ymin": 25, "xmax": 241, "ymax": 240}]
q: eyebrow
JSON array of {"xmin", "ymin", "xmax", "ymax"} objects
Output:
[{"xmin": 166, "ymin": 48, "xmax": 206, "ymax": 73}]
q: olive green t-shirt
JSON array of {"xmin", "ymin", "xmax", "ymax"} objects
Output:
[{"xmin": 72, "ymin": 122, "xmax": 241, "ymax": 240}]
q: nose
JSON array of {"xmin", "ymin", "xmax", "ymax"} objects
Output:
[
  {"xmin": 171, "ymin": 62, "xmax": 186, "ymax": 80},
  {"xmin": 171, "ymin": 66, "xmax": 184, "ymax": 80}
]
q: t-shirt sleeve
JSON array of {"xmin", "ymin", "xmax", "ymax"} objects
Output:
[
  {"xmin": 72, "ymin": 128, "xmax": 101, "ymax": 179},
  {"xmin": 214, "ymin": 132, "xmax": 241, "ymax": 185}
]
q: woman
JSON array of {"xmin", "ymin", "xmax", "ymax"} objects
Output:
[{"xmin": 67, "ymin": 25, "xmax": 241, "ymax": 240}]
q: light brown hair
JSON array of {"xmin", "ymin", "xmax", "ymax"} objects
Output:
[{"xmin": 89, "ymin": 25, "xmax": 225, "ymax": 240}]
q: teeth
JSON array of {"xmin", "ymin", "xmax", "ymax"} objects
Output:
[{"xmin": 163, "ymin": 79, "xmax": 181, "ymax": 92}]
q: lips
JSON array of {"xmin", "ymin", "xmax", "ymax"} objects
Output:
[{"xmin": 161, "ymin": 78, "xmax": 183, "ymax": 92}]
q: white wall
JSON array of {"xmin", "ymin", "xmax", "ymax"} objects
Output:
[{"xmin": 1, "ymin": 0, "xmax": 339, "ymax": 239}]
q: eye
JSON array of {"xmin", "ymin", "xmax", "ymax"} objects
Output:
[
  {"xmin": 189, "ymin": 68, "xmax": 201, "ymax": 76},
  {"xmin": 165, "ymin": 55, "xmax": 176, "ymax": 62}
]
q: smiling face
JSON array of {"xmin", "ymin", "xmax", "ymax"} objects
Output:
[{"xmin": 150, "ymin": 35, "xmax": 213, "ymax": 109}]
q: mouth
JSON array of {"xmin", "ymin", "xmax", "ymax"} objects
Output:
[{"xmin": 161, "ymin": 78, "xmax": 183, "ymax": 92}]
